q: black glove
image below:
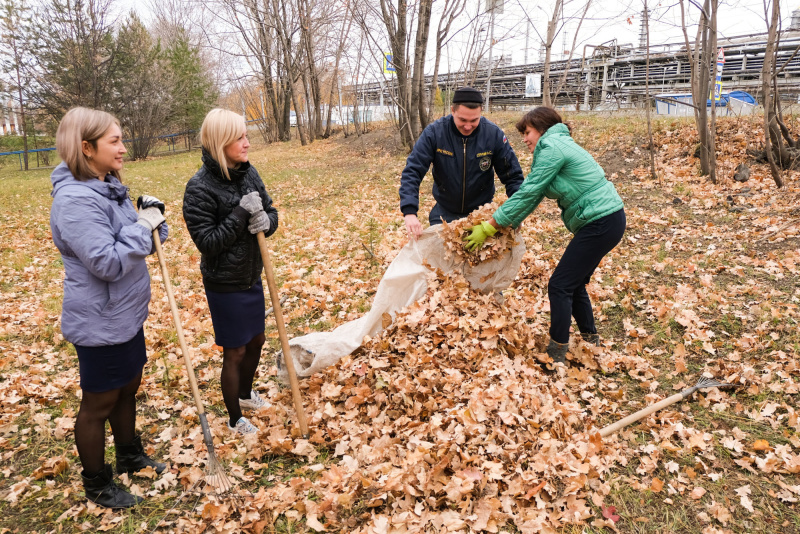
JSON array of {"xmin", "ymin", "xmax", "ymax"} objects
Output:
[{"xmin": 137, "ymin": 195, "xmax": 165, "ymax": 214}]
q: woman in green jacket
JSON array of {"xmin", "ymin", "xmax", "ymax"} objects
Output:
[{"xmin": 465, "ymin": 107, "xmax": 625, "ymax": 367}]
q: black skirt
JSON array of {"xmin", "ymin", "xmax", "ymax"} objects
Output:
[
  {"xmin": 205, "ymin": 279, "xmax": 266, "ymax": 348},
  {"xmin": 74, "ymin": 327, "xmax": 147, "ymax": 393}
]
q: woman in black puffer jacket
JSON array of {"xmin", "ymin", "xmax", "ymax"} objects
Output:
[{"xmin": 183, "ymin": 108, "xmax": 278, "ymax": 436}]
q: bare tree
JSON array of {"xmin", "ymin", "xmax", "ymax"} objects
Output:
[
  {"xmin": 428, "ymin": 0, "xmax": 468, "ymax": 120},
  {"xmin": 409, "ymin": 0, "xmax": 433, "ymax": 137},
  {"xmin": 323, "ymin": 0, "xmax": 353, "ymax": 138},
  {"xmin": 551, "ymin": 0, "xmax": 592, "ymax": 101},
  {"xmin": 680, "ymin": 0, "xmax": 718, "ymax": 183},
  {"xmin": 760, "ymin": 0, "xmax": 799, "ymax": 187},
  {"xmin": 643, "ymin": 1, "xmax": 657, "ymax": 180},
  {"xmin": 0, "ymin": 0, "xmax": 31, "ymax": 169}
]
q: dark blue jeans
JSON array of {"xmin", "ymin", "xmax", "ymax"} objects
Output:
[
  {"xmin": 548, "ymin": 209, "xmax": 626, "ymax": 343},
  {"xmin": 428, "ymin": 203, "xmax": 470, "ymax": 225}
]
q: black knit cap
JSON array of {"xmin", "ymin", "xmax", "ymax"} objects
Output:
[{"xmin": 452, "ymin": 87, "xmax": 484, "ymax": 104}]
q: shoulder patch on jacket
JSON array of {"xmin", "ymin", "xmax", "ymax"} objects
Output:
[
  {"xmin": 503, "ymin": 135, "xmax": 507, "ymax": 143},
  {"xmin": 436, "ymin": 148, "xmax": 454, "ymax": 156}
]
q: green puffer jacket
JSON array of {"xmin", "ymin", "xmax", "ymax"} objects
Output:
[{"xmin": 493, "ymin": 123, "xmax": 623, "ymax": 234}]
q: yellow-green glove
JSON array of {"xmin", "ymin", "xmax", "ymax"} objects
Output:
[{"xmin": 464, "ymin": 221, "xmax": 497, "ymax": 252}]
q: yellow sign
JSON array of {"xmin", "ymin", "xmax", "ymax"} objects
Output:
[{"xmin": 383, "ymin": 53, "xmax": 395, "ymax": 74}]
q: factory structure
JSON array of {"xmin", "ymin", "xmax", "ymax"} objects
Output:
[{"xmin": 355, "ymin": 9, "xmax": 800, "ymax": 114}]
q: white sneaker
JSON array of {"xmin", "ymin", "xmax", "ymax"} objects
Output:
[
  {"xmin": 239, "ymin": 390, "xmax": 270, "ymax": 411},
  {"xmin": 228, "ymin": 416, "xmax": 258, "ymax": 435}
]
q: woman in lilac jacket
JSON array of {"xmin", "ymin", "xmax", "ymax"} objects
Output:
[{"xmin": 50, "ymin": 107, "xmax": 168, "ymax": 509}]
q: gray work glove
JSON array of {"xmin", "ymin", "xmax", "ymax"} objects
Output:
[
  {"xmin": 136, "ymin": 206, "xmax": 166, "ymax": 231},
  {"xmin": 136, "ymin": 195, "xmax": 165, "ymax": 214},
  {"xmin": 239, "ymin": 191, "xmax": 263, "ymax": 215},
  {"xmin": 248, "ymin": 210, "xmax": 271, "ymax": 234}
]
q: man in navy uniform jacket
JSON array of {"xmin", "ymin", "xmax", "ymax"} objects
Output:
[{"xmin": 399, "ymin": 86, "xmax": 524, "ymax": 239}]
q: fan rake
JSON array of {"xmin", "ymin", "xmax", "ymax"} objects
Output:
[
  {"xmin": 153, "ymin": 233, "xmax": 239, "ymax": 498},
  {"xmin": 599, "ymin": 376, "xmax": 740, "ymax": 438}
]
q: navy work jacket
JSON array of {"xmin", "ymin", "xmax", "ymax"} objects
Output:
[{"xmin": 399, "ymin": 114, "xmax": 524, "ymax": 217}]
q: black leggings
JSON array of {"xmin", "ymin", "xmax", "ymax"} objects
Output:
[
  {"xmin": 548, "ymin": 209, "xmax": 626, "ymax": 343},
  {"xmin": 75, "ymin": 371, "xmax": 142, "ymax": 475},
  {"xmin": 221, "ymin": 333, "xmax": 266, "ymax": 426}
]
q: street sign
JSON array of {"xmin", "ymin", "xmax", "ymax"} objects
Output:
[
  {"xmin": 525, "ymin": 73, "xmax": 541, "ymax": 98},
  {"xmin": 710, "ymin": 47, "xmax": 724, "ymax": 101},
  {"xmin": 383, "ymin": 53, "xmax": 395, "ymax": 74}
]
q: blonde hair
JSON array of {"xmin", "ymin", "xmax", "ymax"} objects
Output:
[
  {"xmin": 200, "ymin": 108, "xmax": 247, "ymax": 180},
  {"xmin": 56, "ymin": 107, "xmax": 121, "ymax": 181}
]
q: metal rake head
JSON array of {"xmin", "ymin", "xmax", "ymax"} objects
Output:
[
  {"xmin": 201, "ymin": 450, "xmax": 240, "ymax": 500},
  {"xmin": 684, "ymin": 376, "xmax": 740, "ymax": 397}
]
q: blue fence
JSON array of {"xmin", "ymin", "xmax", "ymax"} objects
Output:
[
  {"xmin": 0, "ymin": 130, "xmax": 200, "ymax": 171},
  {"xmin": 0, "ymin": 147, "xmax": 58, "ymax": 171}
]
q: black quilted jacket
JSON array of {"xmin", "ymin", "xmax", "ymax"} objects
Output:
[{"xmin": 183, "ymin": 150, "xmax": 279, "ymax": 292}]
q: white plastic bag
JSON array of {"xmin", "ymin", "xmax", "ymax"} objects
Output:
[{"xmin": 280, "ymin": 226, "xmax": 525, "ymax": 378}]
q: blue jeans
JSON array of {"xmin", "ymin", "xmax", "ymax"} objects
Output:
[{"xmin": 548, "ymin": 209, "xmax": 626, "ymax": 343}]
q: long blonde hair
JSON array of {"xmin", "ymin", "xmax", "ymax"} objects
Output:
[
  {"xmin": 200, "ymin": 108, "xmax": 247, "ymax": 180},
  {"xmin": 56, "ymin": 107, "xmax": 121, "ymax": 181}
]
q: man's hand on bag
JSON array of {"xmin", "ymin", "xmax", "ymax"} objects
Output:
[
  {"xmin": 404, "ymin": 214, "xmax": 423, "ymax": 240},
  {"xmin": 248, "ymin": 211, "xmax": 271, "ymax": 234},
  {"xmin": 136, "ymin": 207, "xmax": 166, "ymax": 231},
  {"xmin": 239, "ymin": 191, "xmax": 263, "ymax": 215},
  {"xmin": 464, "ymin": 220, "xmax": 498, "ymax": 252},
  {"xmin": 136, "ymin": 195, "xmax": 165, "ymax": 214}
]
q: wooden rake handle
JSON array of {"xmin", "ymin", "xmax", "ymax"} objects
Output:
[
  {"xmin": 599, "ymin": 392, "xmax": 685, "ymax": 438},
  {"xmin": 152, "ymin": 232, "xmax": 207, "ymax": 417},
  {"xmin": 257, "ymin": 232, "xmax": 310, "ymax": 438}
]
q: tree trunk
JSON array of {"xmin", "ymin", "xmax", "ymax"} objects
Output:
[
  {"xmin": 429, "ymin": 0, "xmax": 468, "ymax": 119},
  {"xmin": 324, "ymin": 3, "xmax": 352, "ymax": 138},
  {"xmin": 681, "ymin": 0, "xmax": 716, "ymax": 183},
  {"xmin": 643, "ymin": 1, "xmax": 657, "ymax": 180},
  {"xmin": 542, "ymin": 0, "xmax": 562, "ymax": 107},
  {"xmin": 379, "ymin": 0, "xmax": 412, "ymax": 147},
  {"xmin": 761, "ymin": 0, "xmax": 784, "ymax": 187},
  {"xmin": 13, "ymin": 46, "xmax": 28, "ymax": 170},
  {"xmin": 409, "ymin": 0, "xmax": 432, "ymax": 138}
]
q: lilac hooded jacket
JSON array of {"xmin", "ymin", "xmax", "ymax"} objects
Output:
[{"xmin": 50, "ymin": 162, "xmax": 168, "ymax": 347}]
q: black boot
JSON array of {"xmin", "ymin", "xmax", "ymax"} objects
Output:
[
  {"xmin": 116, "ymin": 435, "xmax": 166, "ymax": 475},
  {"xmin": 82, "ymin": 464, "xmax": 142, "ymax": 509},
  {"xmin": 580, "ymin": 332, "xmax": 600, "ymax": 346},
  {"xmin": 545, "ymin": 338, "xmax": 569, "ymax": 370}
]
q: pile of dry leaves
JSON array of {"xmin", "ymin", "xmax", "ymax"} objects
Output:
[
  {"xmin": 440, "ymin": 203, "xmax": 519, "ymax": 266},
  {"xmin": 188, "ymin": 249, "xmax": 672, "ymax": 534}
]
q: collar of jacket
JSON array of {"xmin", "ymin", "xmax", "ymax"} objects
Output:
[
  {"xmin": 541, "ymin": 123, "xmax": 570, "ymax": 140},
  {"xmin": 201, "ymin": 148, "xmax": 252, "ymax": 181},
  {"xmin": 447, "ymin": 114, "xmax": 482, "ymax": 139},
  {"xmin": 50, "ymin": 161, "xmax": 130, "ymax": 205}
]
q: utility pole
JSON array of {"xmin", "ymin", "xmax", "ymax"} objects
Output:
[
  {"xmin": 524, "ymin": 23, "xmax": 530, "ymax": 64},
  {"xmin": 484, "ymin": 0, "xmax": 503, "ymax": 109}
]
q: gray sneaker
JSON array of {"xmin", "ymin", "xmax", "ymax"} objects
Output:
[
  {"xmin": 239, "ymin": 390, "xmax": 270, "ymax": 411},
  {"xmin": 228, "ymin": 417, "xmax": 258, "ymax": 435}
]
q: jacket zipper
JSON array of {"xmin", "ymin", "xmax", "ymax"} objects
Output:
[{"xmin": 461, "ymin": 137, "xmax": 467, "ymax": 212}]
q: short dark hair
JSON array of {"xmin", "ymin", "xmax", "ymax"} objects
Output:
[
  {"xmin": 515, "ymin": 106, "xmax": 571, "ymax": 135},
  {"xmin": 452, "ymin": 102, "xmax": 482, "ymax": 111}
]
